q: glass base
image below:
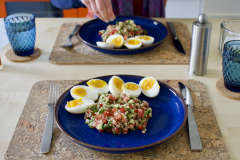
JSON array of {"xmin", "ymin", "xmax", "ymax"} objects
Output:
[
  {"xmin": 225, "ymin": 82, "xmax": 240, "ymax": 92},
  {"xmin": 14, "ymin": 48, "xmax": 34, "ymax": 56}
]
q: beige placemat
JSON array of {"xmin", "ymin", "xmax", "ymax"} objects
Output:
[
  {"xmin": 49, "ymin": 22, "xmax": 191, "ymax": 65},
  {"xmin": 5, "ymin": 79, "xmax": 229, "ymax": 159}
]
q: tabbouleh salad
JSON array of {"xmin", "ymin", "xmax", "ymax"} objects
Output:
[{"xmin": 84, "ymin": 92, "xmax": 152, "ymax": 134}]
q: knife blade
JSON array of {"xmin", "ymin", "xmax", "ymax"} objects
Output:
[
  {"xmin": 167, "ymin": 22, "xmax": 186, "ymax": 55},
  {"xmin": 178, "ymin": 82, "xmax": 202, "ymax": 151}
]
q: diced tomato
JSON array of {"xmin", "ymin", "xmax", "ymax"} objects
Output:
[
  {"xmin": 120, "ymin": 108, "xmax": 125, "ymax": 113},
  {"xmin": 138, "ymin": 109, "xmax": 144, "ymax": 118},
  {"xmin": 133, "ymin": 99, "xmax": 139, "ymax": 103},
  {"xmin": 106, "ymin": 129, "xmax": 112, "ymax": 132},
  {"xmin": 99, "ymin": 129, "xmax": 104, "ymax": 132},
  {"xmin": 124, "ymin": 35, "xmax": 128, "ymax": 40},
  {"xmin": 124, "ymin": 96, "xmax": 130, "ymax": 102},
  {"xmin": 112, "ymin": 97, "xmax": 117, "ymax": 101},
  {"xmin": 107, "ymin": 95, "xmax": 113, "ymax": 99},
  {"xmin": 86, "ymin": 109, "xmax": 91, "ymax": 114},
  {"xmin": 115, "ymin": 113, "xmax": 122, "ymax": 120},
  {"xmin": 102, "ymin": 118, "xmax": 108, "ymax": 124},
  {"xmin": 143, "ymin": 122, "xmax": 148, "ymax": 127},
  {"xmin": 104, "ymin": 111, "xmax": 111, "ymax": 116},
  {"xmin": 135, "ymin": 31, "xmax": 138, "ymax": 35},
  {"xmin": 112, "ymin": 127, "xmax": 119, "ymax": 134},
  {"xmin": 99, "ymin": 104, "xmax": 103, "ymax": 108},
  {"xmin": 97, "ymin": 114, "xmax": 102, "ymax": 119},
  {"xmin": 123, "ymin": 128, "xmax": 128, "ymax": 134},
  {"xmin": 147, "ymin": 115, "xmax": 150, "ymax": 120},
  {"xmin": 99, "ymin": 32, "xmax": 102, "ymax": 35},
  {"xmin": 112, "ymin": 108, "xmax": 116, "ymax": 113},
  {"xmin": 129, "ymin": 104, "xmax": 133, "ymax": 109},
  {"xmin": 129, "ymin": 124, "xmax": 134, "ymax": 130},
  {"xmin": 139, "ymin": 125, "xmax": 144, "ymax": 130},
  {"xmin": 122, "ymin": 118, "xmax": 127, "ymax": 123},
  {"xmin": 110, "ymin": 112, "xmax": 114, "ymax": 116},
  {"xmin": 130, "ymin": 30, "xmax": 133, "ymax": 35},
  {"xmin": 134, "ymin": 109, "xmax": 138, "ymax": 113}
]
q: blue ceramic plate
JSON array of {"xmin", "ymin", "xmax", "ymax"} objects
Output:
[
  {"xmin": 55, "ymin": 75, "xmax": 187, "ymax": 153},
  {"xmin": 78, "ymin": 16, "xmax": 168, "ymax": 55}
]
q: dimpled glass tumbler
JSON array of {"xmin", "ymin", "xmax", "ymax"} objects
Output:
[
  {"xmin": 4, "ymin": 13, "xmax": 36, "ymax": 56},
  {"xmin": 222, "ymin": 40, "xmax": 240, "ymax": 92}
]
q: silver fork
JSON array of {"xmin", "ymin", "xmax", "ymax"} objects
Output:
[
  {"xmin": 61, "ymin": 24, "xmax": 81, "ymax": 48},
  {"xmin": 40, "ymin": 85, "xmax": 60, "ymax": 153}
]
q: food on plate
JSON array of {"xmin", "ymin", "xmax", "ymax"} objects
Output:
[
  {"xmin": 121, "ymin": 82, "xmax": 141, "ymax": 98},
  {"xmin": 96, "ymin": 42, "xmax": 115, "ymax": 49},
  {"xmin": 99, "ymin": 20, "xmax": 148, "ymax": 42},
  {"xmin": 124, "ymin": 38, "xmax": 142, "ymax": 49},
  {"xmin": 106, "ymin": 34, "xmax": 124, "ymax": 48},
  {"xmin": 87, "ymin": 79, "xmax": 109, "ymax": 95},
  {"xmin": 70, "ymin": 85, "xmax": 98, "ymax": 101},
  {"xmin": 65, "ymin": 98, "xmax": 95, "ymax": 114},
  {"xmin": 108, "ymin": 76, "xmax": 125, "ymax": 95},
  {"xmin": 139, "ymin": 77, "xmax": 160, "ymax": 98},
  {"xmin": 84, "ymin": 93, "xmax": 152, "ymax": 134},
  {"xmin": 135, "ymin": 36, "xmax": 154, "ymax": 46}
]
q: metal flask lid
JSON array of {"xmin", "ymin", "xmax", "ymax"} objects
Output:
[{"xmin": 192, "ymin": 14, "xmax": 212, "ymax": 47}]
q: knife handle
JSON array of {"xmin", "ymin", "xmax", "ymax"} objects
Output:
[
  {"xmin": 166, "ymin": 22, "xmax": 177, "ymax": 40},
  {"xmin": 188, "ymin": 105, "xmax": 202, "ymax": 151}
]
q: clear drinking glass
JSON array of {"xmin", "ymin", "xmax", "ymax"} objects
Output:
[
  {"xmin": 222, "ymin": 40, "xmax": 240, "ymax": 92},
  {"xmin": 219, "ymin": 19, "xmax": 240, "ymax": 55},
  {"xmin": 4, "ymin": 13, "xmax": 36, "ymax": 56}
]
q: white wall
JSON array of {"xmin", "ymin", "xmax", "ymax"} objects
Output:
[{"xmin": 166, "ymin": 0, "xmax": 240, "ymax": 18}]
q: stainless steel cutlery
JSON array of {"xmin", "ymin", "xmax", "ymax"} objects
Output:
[{"xmin": 61, "ymin": 24, "xmax": 81, "ymax": 48}]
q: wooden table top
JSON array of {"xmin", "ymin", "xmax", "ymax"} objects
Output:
[{"xmin": 0, "ymin": 18, "xmax": 239, "ymax": 159}]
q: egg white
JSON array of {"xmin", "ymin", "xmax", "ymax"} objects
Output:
[
  {"xmin": 87, "ymin": 79, "xmax": 109, "ymax": 95},
  {"xmin": 65, "ymin": 99, "xmax": 95, "ymax": 114},
  {"xmin": 135, "ymin": 36, "xmax": 154, "ymax": 47},
  {"xmin": 124, "ymin": 38, "xmax": 142, "ymax": 49},
  {"xmin": 108, "ymin": 76, "xmax": 124, "ymax": 95},
  {"xmin": 96, "ymin": 42, "xmax": 114, "ymax": 49},
  {"xmin": 122, "ymin": 82, "xmax": 141, "ymax": 98},
  {"xmin": 106, "ymin": 34, "xmax": 124, "ymax": 48},
  {"xmin": 139, "ymin": 77, "xmax": 160, "ymax": 98},
  {"xmin": 70, "ymin": 85, "xmax": 98, "ymax": 101}
]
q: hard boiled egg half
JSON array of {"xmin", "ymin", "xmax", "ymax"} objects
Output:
[
  {"xmin": 87, "ymin": 79, "xmax": 109, "ymax": 95},
  {"xmin": 122, "ymin": 82, "xmax": 141, "ymax": 98},
  {"xmin": 135, "ymin": 36, "xmax": 154, "ymax": 47},
  {"xmin": 96, "ymin": 42, "xmax": 114, "ymax": 49},
  {"xmin": 70, "ymin": 85, "xmax": 98, "ymax": 101},
  {"xmin": 106, "ymin": 34, "xmax": 124, "ymax": 48},
  {"xmin": 124, "ymin": 38, "xmax": 142, "ymax": 49},
  {"xmin": 139, "ymin": 77, "xmax": 160, "ymax": 98},
  {"xmin": 108, "ymin": 76, "xmax": 124, "ymax": 95},
  {"xmin": 65, "ymin": 98, "xmax": 94, "ymax": 114}
]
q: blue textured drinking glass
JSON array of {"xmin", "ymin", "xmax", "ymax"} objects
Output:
[
  {"xmin": 222, "ymin": 40, "xmax": 240, "ymax": 92},
  {"xmin": 4, "ymin": 13, "xmax": 36, "ymax": 56}
]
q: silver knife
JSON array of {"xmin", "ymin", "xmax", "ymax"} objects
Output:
[
  {"xmin": 178, "ymin": 82, "xmax": 202, "ymax": 151},
  {"xmin": 167, "ymin": 22, "xmax": 186, "ymax": 55}
]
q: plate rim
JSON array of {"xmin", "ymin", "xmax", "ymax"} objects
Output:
[
  {"xmin": 54, "ymin": 74, "xmax": 187, "ymax": 151},
  {"xmin": 77, "ymin": 15, "xmax": 168, "ymax": 51}
]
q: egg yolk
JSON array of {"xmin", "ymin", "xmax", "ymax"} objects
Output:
[
  {"xmin": 87, "ymin": 79, "xmax": 107, "ymax": 88},
  {"xmin": 124, "ymin": 83, "xmax": 139, "ymax": 91},
  {"xmin": 111, "ymin": 37, "xmax": 122, "ymax": 46},
  {"xmin": 72, "ymin": 87, "xmax": 87, "ymax": 97},
  {"xmin": 113, "ymin": 77, "xmax": 124, "ymax": 90},
  {"xmin": 141, "ymin": 78, "xmax": 155, "ymax": 90},
  {"xmin": 67, "ymin": 98, "xmax": 83, "ymax": 108},
  {"xmin": 128, "ymin": 39, "xmax": 141, "ymax": 45},
  {"xmin": 138, "ymin": 36, "xmax": 151, "ymax": 41}
]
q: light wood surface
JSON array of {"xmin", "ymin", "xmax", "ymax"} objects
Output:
[{"xmin": 0, "ymin": 18, "xmax": 239, "ymax": 160}]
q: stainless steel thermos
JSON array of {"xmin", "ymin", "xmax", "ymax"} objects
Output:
[{"xmin": 189, "ymin": 13, "xmax": 212, "ymax": 76}]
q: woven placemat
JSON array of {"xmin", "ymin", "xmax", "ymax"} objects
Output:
[
  {"xmin": 5, "ymin": 79, "xmax": 229, "ymax": 159},
  {"xmin": 49, "ymin": 22, "xmax": 191, "ymax": 65}
]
